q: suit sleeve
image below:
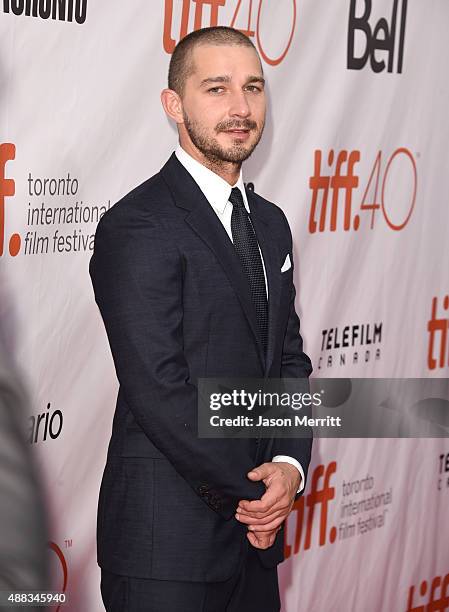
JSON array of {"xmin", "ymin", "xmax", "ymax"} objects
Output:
[
  {"xmin": 89, "ymin": 207, "xmax": 265, "ymax": 520},
  {"xmin": 271, "ymin": 210, "xmax": 313, "ymax": 496}
]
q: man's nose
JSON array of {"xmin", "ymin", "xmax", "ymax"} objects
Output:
[{"xmin": 228, "ymin": 90, "xmax": 251, "ymax": 117}]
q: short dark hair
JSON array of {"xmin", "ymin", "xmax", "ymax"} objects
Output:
[{"xmin": 168, "ymin": 26, "xmax": 261, "ymax": 97}]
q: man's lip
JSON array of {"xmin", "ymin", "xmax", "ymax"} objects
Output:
[{"xmin": 224, "ymin": 129, "xmax": 250, "ymax": 133}]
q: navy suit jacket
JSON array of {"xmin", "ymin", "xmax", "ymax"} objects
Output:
[{"xmin": 89, "ymin": 153, "xmax": 313, "ymax": 582}]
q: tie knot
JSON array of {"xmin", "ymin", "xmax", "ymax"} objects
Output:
[{"xmin": 229, "ymin": 187, "xmax": 245, "ymax": 209}]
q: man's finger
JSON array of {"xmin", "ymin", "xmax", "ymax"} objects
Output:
[
  {"xmin": 235, "ymin": 509, "xmax": 283, "ymax": 526},
  {"xmin": 238, "ymin": 484, "xmax": 282, "ymax": 513},
  {"xmin": 236, "ymin": 501, "xmax": 286, "ymax": 518},
  {"xmin": 248, "ymin": 516, "xmax": 285, "ymax": 533},
  {"xmin": 246, "ymin": 531, "xmax": 269, "ymax": 549},
  {"xmin": 247, "ymin": 530, "xmax": 277, "ymax": 550}
]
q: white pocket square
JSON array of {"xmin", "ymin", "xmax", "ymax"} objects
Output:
[{"xmin": 281, "ymin": 253, "xmax": 291, "ymax": 272}]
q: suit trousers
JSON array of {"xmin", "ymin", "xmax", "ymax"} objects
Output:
[{"xmin": 100, "ymin": 540, "xmax": 281, "ymax": 612}]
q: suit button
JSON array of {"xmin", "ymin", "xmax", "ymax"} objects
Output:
[{"xmin": 198, "ymin": 484, "xmax": 209, "ymax": 495}]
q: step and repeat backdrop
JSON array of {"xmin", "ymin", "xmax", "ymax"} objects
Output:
[{"xmin": 1, "ymin": 1, "xmax": 448, "ymax": 610}]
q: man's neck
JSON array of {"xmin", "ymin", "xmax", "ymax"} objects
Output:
[{"xmin": 178, "ymin": 141, "xmax": 241, "ymax": 187}]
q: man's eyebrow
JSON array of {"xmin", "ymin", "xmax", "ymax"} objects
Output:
[
  {"xmin": 200, "ymin": 75, "xmax": 265, "ymax": 87},
  {"xmin": 246, "ymin": 76, "xmax": 265, "ymax": 86},
  {"xmin": 200, "ymin": 75, "xmax": 232, "ymax": 86}
]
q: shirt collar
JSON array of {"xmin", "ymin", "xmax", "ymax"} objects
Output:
[{"xmin": 175, "ymin": 144, "xmax": 250, "ymax": 215}]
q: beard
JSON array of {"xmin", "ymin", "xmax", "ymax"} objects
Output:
[{"xmin": 182, "ymin": 110, "xmax": 264, "ymax": 166}]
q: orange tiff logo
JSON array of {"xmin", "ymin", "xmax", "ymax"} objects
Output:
[
  {"xmin": 407, "ymin": 572, "xmax": 449, "ymax": 612},
  {"xmin": 428, "ymin": 295, "xmax": 449, "ymax": 370},
  {"xmin": 163, "ymin": 0, "xmax": 297, "ymax": 66},
  {"xmin": 284, "ymin": 461, "xmax": 337, "ymax": 558},
  {"xmin": 308, "ymin": 148, "xmax": 417, "ymax": 234},
  {"xmin": 0, "ymin": 143, "xmax": 21, "ymax": 257}
]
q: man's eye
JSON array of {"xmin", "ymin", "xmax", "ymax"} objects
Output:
[
  {"xmin": 208, "ymin": 87, "xmax": 224, "ymax": 94},
  {"xmin": 246, "ymin": 85, "xmax": 262, "ymax": 92}
]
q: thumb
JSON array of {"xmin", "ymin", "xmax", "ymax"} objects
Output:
[{"xmin": 247, "ymin": 463, "xmax": 272, "ymax": 481}]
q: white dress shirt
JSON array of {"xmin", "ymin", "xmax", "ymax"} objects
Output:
[{"xmin": 175, "ymin": 145, "xmax": 305, "ymax": 494}]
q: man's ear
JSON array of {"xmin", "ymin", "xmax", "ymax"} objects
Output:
[{"xmin": 161, "ymin": 89, "xmax": 184, "ymax": 124}]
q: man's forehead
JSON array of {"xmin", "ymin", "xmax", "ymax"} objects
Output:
[{"xmin": 190, "ymin": 44, "xmax": 263, "ymax": 76}]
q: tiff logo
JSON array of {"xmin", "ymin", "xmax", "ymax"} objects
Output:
[
  {"xmin": 0, "ymin": 143, "xmax": 21, "ymax": 257},
  {"xmin": 309, "ymin": 150, "xmax": 360, "ymax": 233},
  {"xmin": 347, "ymin": 0, "xmax": 408, "ymax": 73},
  {"xmin": 284, "ymin": 461, "xmax": 337, "ymax": 557},
  {"xmin": 163, "ymin": 0, "xmax": 297, "ymax": 66},
  {"xmin": 308, "ymin": 148, "xmax": 417, "ymax": 234},
  {"xmin": 406, "ymin": 572, "xmax": 449, "ymax": 611},
  {"xmin": 427, "ymin": 295, "xmax": 449, "ymax": 371}
]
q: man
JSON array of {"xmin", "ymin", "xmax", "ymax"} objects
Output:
[{"xmin": 90, "ymin": 26, "xmax": 312, "ymax": 612}]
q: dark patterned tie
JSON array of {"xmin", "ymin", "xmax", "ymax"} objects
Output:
[{"xmin": 229, "ymin": 187, "xmax": 268, "ymax": 354}]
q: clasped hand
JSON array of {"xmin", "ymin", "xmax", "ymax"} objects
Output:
[{"xmin": 235, "ymin": 462, "xmax": 301, "ymax": 550}]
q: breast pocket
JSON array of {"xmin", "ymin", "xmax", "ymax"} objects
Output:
[{"xmin": 280, "ymin": 265, "xmax": 293, "ymax": 288}]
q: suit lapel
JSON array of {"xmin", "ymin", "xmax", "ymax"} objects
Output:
[{"xmin": 160, "ymin": 154, "xmax": 266, "ymax": 371}]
